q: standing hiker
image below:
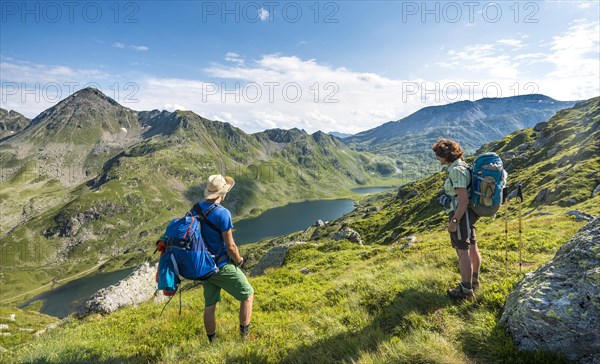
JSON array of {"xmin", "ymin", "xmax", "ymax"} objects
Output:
[
  {"xmin": 433, "ymin": 138, "xmax": 481, "ymax": 300},
  {"xmin": 196, "ymin": 174, "xmax": 254, "ymax": 340}
]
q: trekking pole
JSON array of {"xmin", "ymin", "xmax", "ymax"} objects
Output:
[
  {"xmin": 516, "ymin": 184, "xmax": 523, "ymax": 274},
  {"xmin": 503, "ymin": 187, "xmax": 509, "ymax": 276}
]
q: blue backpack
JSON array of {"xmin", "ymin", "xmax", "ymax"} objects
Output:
[
  {"xmin": 470, "ymin": 153, "xmax": 507, "ymax": 217},
  {"xmin": 156, "ymin": 204, "xmax": 224, "ymax": 296}
]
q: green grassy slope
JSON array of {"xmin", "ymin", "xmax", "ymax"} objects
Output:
[
  {"xmin": 0, "ymin": 101, "xmax": 396, "ymax": 304},
  {"xmin": 2, "ymin": 99, "xmax": 597, "ymax": 362}
]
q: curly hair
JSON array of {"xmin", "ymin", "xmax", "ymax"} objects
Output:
[{"xmin": 432, "ymin": 138, "xmax": 464, "ymax": 163}]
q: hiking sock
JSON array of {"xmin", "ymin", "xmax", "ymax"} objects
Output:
[
  {"xmin": 472, "ymin": 273, "xmax": 480, "ymax": 287},
  {"xmin": 240, "ymin": 324, "xmax": 250, "ymax": 337},
  {"xmin": 461, "ymin": 281, "xmax": 473, "ymax": 291},
  {"xmin": 207, "ymin": 332, "xmax": 217, "ymax": 342}
]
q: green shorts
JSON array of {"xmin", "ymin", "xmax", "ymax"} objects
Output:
[{"xmin": 203, "ymin": 263, "xmax": 254, "ymax": 307}]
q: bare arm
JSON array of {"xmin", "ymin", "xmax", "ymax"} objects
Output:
[
  {"xmin": 453, "ymin": 187, "xmax": 469, "ymax": 221},
  {"xmin": 222, "ymin": 229, "xmax": 243, "ymax": 265}
]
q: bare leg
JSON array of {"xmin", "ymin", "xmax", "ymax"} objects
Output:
[
  {"xmin": 204, "ymin": 304, "xmax": 217, "ymax": 335},
  {"xmin": 239, "ymin": 293, "xmax": 254, "ymax": 326},
  {"xmin": 470, "ymin": 244, "xmax": 481, "ymax": 275},
  {"xmin": 456, "ymin": 249, "xmax": 472, "ymax": 285}
]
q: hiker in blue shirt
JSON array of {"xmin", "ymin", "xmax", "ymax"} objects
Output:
[{"xmin": 197, "ymin": 174, "xmax": 254, "ymax": 341}]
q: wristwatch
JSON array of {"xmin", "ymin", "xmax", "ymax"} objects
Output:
[{"xmin": 451, "ymin": 218, "xmax": 459, "ymax": 224}]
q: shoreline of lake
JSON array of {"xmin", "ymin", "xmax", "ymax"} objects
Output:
[{"xmin": 12, "ymin": 185, "xmax": 398, "ymax": 317}]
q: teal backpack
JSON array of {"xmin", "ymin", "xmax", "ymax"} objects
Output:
[{"xmin": 470, "ymin": 152, "xmax": 507, "ymax": 217}]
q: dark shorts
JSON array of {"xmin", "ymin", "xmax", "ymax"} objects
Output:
[{"xmin": 448, "ymin": 208, "xmax": 479, "ymax": 250}]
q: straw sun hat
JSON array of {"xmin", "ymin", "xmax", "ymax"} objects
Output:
[{"xmin": 204, "ymin": 174, "xmax": 235, "ymax": 199}]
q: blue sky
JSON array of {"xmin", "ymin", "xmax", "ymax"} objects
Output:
[{"xmin": 1, "ymin": 1, "xmax": 599, "ymax": 133}]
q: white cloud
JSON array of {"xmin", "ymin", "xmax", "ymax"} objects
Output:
[
  {"xmin": 164, "ymin": 104, "xmax": 188, "ymax": 111},
  {"xmin": 258, "ymin": 8, "xmax": 269, "ymax": 21},
  {"xmin": 0, "ymin": 61, "xmax": 108, "ymax": 83},
  {"xmin": 130, "ymin": 45, "xmax": 149, "ymax": 51},
  {"xmin": 577, "ymin": 3, "xmax": 591, "ymax": 9},
  {"xmin": 113, "ymin": 42, "xmax": 149, "ymax": 51},
  {"xmin": 539, "ymin": 20, "xmax": 600, "ymax": 100},
  {"xmin": 225, "ymin": 52, "xmax": 244, "ymax": 65},
  {"xmin": 497, "ymin": 38, "xmax": 522, "ymax": 47},
  {"xmin": 438, "ymin": 20, "xmax": 599, "ymax": 93},
  {"xmin": 2, "ymin": 21, "xmax": 598, "ymax": 133},
  {"xmin": 438, "ymin": 43, "xmax": 520, "ymax": 78}
]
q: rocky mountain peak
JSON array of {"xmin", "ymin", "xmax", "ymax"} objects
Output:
[{"xmin": 0, "ymin": 108, "xmax": 31, "ymax": 138}]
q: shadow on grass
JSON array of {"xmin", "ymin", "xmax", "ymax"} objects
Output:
[
  {"xmin": 24, "ymin": 352, "xmax": 157, "ymax": 364},
  {"xmin": 458, "ymin": 310, "xmax": 572, "ymax": 364},
  {"xmin": 281, "ymin": 287, "xmax": 449, "ymax": 364},
  {"xmin": 225, "ymin": 351, "xmax": 270, "ymax": 364}
]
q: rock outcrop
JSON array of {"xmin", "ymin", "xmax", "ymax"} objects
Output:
[
  {"xmin": 501, "ymin": 218, "xmax": 600, "ymax": 363},
  {"xmin": 566, "ymin": 210, "xmax": 594, "ymax": 222},
  {"xmin": 76, "ymin": 262, "xmax": 158, "ymax": 318},
  {"xmin": 250, "ymin": 242, "xmax": 306, "ymax": 277},
  {"xmin": 332, "ymin": 227, "xmax": 363, "ymax": 245}
]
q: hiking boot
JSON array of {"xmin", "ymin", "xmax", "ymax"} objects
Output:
[
  {"xmin": 447, "ymin": 283, "xmax": 475, "ymax": 300},
  {"xmin": 472, "ymin": 280, "xmax": 480, "ymax": 291}
]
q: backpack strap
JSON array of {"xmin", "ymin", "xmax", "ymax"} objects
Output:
[
  {"xmin": 191, "ymin": 203, "xmax": 222, "ymax": 234},
  {"xmin": 191, "ymin": 203, "xmax": 228, "ymax": 264}
]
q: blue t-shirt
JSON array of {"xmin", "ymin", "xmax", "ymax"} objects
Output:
[{"xmin": 198, "ymin": 201, "xmax": 233, "ymax": 268}]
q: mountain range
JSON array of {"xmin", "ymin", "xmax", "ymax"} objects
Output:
[
  {"xmin": 344, "ymin": 94, "xmax": 576, "ymax": 175},
  {"xmin": 0, "ymin": 88, "xmax": 395, "ymax": 300}
]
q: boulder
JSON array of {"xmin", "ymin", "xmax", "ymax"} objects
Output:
[
  {"xmin": 501, "ymin": 152, "xmax": 517, "ymax": 160},
  {"xmin": 250, "ymin": 242, "xmax": 306, "ymax": 277},
  {"xmin": 76, "ymin": 262, "xmax": 158, "ymax": 318},
  {"xmin": 400, "ymin": 243, "xmax": 413, "ymax": 251},
  {"xmin": 314, "ymin": 219, "xmax": 325, "ymax": 227},
  {"xmin": 546, "ymin": 147, "xmax": 559, "ymax": 158},
  {"xmin": 533, "ymin": 129, "xmax": 553, "ymax": 151},
  {"xmin": 517, "ymin": 143, "xmax": 530, "ymax": 153},
  {"xmin": 566, "ymin": 210, "xmax": 594, "ymax": 222},
  {"xmin": 403, "ymin": 235, "xmax": 417, "ymax": 244},
  {"xmin": 593, "ymin": 184, "xmax": 600, "ymax": 197},
  {"xmin": 534, "ymin": 188, "xmax": 548, "ymax": 204},
  {"xmin": 368, "ymin": 206, "xmax": 381, "ymax": 213},
  {"xmin": 533, "ymin": 121, "xmax": 548, "ymax": 132},
  {"xmin": 300, "ymin": 267, "xmax": 310, "ymax": 275},
  {"xmin": 333, "ymin": 227, "xmax": 363, "ymax": 245},
  {"xmin": 501, "ymin": 218, "xmax": 600, "ymax": 363}
]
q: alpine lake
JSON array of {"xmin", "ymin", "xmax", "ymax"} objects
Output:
[{"xmin": 20, "ymin": 187, "xmax": 394, "ymax": 317}]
